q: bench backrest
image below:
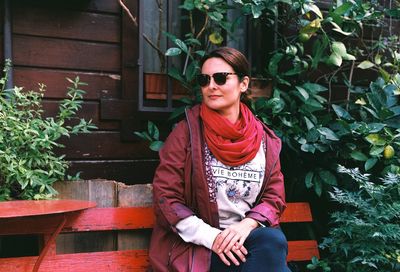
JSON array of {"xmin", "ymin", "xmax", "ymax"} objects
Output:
[{"xmin": 0, "ymin": 202, "xmax": 319, "ymax": 271}]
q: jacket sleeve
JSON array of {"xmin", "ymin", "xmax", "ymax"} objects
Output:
[
  {"xmin": 152, "ymin": 120, "xmax": 195, "ymax": 232},
  {"xmin": 245, "ymin": 142, "xmax": 286, "ymax": 227}
]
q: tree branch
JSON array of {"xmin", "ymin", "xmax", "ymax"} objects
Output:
[{"xmin": 118, "ymin": 0, "xmax": 138, "ymax": 27}]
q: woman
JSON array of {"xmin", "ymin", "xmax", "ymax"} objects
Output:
[{"xmin": 149, "ymin": 47, "xmax": 290, "ymax": 272}]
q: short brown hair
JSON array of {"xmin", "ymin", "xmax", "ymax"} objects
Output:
[{"xmin": 200, "ymin": 47, "xmax": 250, "ymax": 79}]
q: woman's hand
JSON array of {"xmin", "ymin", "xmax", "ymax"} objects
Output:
[{"xmin": 211, "ymin": 218, "xmax": 258, "ymax": 266}]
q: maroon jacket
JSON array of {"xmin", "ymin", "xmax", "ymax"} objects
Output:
[{"xmin": 149, "ymin": 105, "xmax": 286, "ymax": 272}]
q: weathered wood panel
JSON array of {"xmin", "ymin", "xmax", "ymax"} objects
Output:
[
  {"xmin": 56, "ymin": 132, "xmax": 157, "ymax": 160},
  {"xmin": 54, "ymin": 180, "xmax": 118, "ymax": 254},
  {"xmin": 118, "ymin": 184, "xmax": 153, "ymax": 250},
  {"xmin": 12, "ymin": 0, "xmax": 120, "ymax": 14},
  {"xmin": 14, "ymin": 67, "xmax": 120, "ymax": 99},
  {"xmin": 13, "ymin": 7, "xmax": 120, "ymax": 43},
  {"xmin": 13, "ymin": 35, "xmax": 120, "ymax": 72}
]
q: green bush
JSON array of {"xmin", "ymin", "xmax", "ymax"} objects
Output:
[
  {"xmin": 0, "ymin": 62, "xmax": 96, "ymax": 200},
  {"xmin": 318, "ymin": 166, "xmax": 400, "ymax": 271}
]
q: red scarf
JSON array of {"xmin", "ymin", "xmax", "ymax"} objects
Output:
[{"xmin": 200, "ymin": 103, "xmax": 264, "ymax": 166}]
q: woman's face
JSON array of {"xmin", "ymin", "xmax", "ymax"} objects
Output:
[{"xmin": 200, "ymin": 57, "xmax": 249, "ymax": 123}]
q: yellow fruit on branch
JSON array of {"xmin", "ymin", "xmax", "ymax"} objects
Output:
[{"xmin": 383, "ymin": 145, "xmax": 395, "ymax": 159}]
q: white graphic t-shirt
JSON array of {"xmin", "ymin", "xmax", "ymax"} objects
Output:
[{"xmin": 205, "ymin": 141, "xmax": 266, "ymax": 228}]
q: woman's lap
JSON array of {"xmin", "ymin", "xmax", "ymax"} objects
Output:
[{"xmin": 210, "ymin": 227, "xmax": 291, "ymax": 272}]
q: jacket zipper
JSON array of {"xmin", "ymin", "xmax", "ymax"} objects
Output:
[{"xmin": 167, "ymin": 240, "xmax": 178, "ymax": 268}]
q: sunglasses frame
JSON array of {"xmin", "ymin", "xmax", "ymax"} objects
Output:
[{"xmin": 197, "ymin": 72, "xmax": 240, "ymax": 87}]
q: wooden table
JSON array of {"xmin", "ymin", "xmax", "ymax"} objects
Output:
[{"xmin": 0, "ymin": 199, "xmax": 96, "ymax": 272}]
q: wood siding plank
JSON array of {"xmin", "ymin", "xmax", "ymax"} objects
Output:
[
  {"xmin": 12, "ymin": 0, "xmax": 120, "ymax": 14},
  {"xmin": 14, "ymin": 67, "xmax": 120, "ymax": 100},
  {"xmin": 13, "ymin": 7, "xmax": 120, "ymax": 43},
  {"xmin": 55, "ymin": 132, "xmax": 156, "ymax": 160},
  {"xmin": 13, "ymin": 35, "xmax": 120, "ymax": 72}
]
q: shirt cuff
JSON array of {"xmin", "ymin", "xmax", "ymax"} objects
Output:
[{"xmin": 176, "ymin": 215, "xmax": 221, "ymax": 249}]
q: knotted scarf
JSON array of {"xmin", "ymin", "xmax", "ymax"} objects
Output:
[{"xmin": 200, "ymin": 102, "xmax": 264, "ymax": 166}]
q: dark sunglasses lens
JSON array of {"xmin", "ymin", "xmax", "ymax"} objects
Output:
[
  {"xmin": 197, "ymin": 74, "xmax": 210, "ymax": 87},
  {"xmin": 213, "ymin": 73, "xmax": 227, "ymax": 85}
]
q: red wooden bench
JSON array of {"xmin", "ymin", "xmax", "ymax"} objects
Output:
[{"xmin": 0, "ymin": 202, "xmax": 319, "ymax": 271}]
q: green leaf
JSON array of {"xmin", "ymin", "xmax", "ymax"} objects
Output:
[
  {"xmin": 369, "ymin": 145, "xmax": 385, "ymax": 156},
  {"xmin": 134, "ymin": 131, "xmax": 152, "ymax": 141},
  {"xmin": 318, "ymin": 170, "xmax": 337, "ymax": 186},
  {"xmin": 149, "ymin": 141, "xmax": 164, "ymax": 152},
  {"xmin": 342, "ymin": 54, "xmax": 356, "ymax": 61},
  {"xmin": 302, "ymin": 83, "xmax": 327, "ymax": 93},
  {"xmin": 333, "ymin": 2, "xmax": 353, "ymax": 15},
  {"xmin": 251, "ymin": 4, "xmax": 263, "ymax": 18},
  {"xmin": 148, "ymin": 121, "xmax": 159, "ymax": 140},
  {"xmin": 314, "ymin": 178, "xmax": 322, "ymax": 196},
  {"xmin": 365, "ymin": 134, "xmax": 386, "ymax": 146},
  {"xmin": 268, "ymin": 53, "xmax": 284, "ymax": 76},
  {"xmin": 330, "ymin": 21, "xmax": 353, "ymax": 36},
  {"xmin": 209, "ymin": 11, "xmax": 224, "ymax": 21},
  {"xmin": 365, "ymin": 158, "xmax": 378, "ymax": 171},
  {"xmin": 318, "ymin": 127, "xmax": 340, "ymax": 141},
  {"xmin": 184, "ymin": 63, "xmax": 197, "ymax": 82},
  {"xmin": 332, "ymin": 104, "xmax": 354, "ymax": 120},
  {"xmin": 165, "ymin": 47, "xmax": 182, "ymax": 56},
  {"xmin": 306, "ymin": 3, "xmax": 323, "ymax": 19},
  {"xmin": 305, "ymin": 171, "xmax": 314, "ymax": 188},
  {"xmin": 295, "ymin": 86, "xmax": 309, "ymax": 100},
  {"xmin": 327, "ymin": 52, "xmax": 342, "ymax": 67},
  {"xmin": 350, "ymin": 151, "xmax": 369, "ymax": 161},
  {"xmin": 174, "ymin": 39, "xmax": 188, "ymax": 53},
  {"xmin": 301, "ymin": 143, "xmax": 316, "ymax": 153},
  {"xmin": 357, "ymin": 60, "xmax": 375, "ymax": 69},
  {"xmin": 367, "ymin": 123, "xmax": 385, "ymax": 133},
  {"xmin": 332, "ymin": 41, "xmax": 347, "ymax": 57},
  {"xmin": 304, "ymin": 116, "xmax": 315, "ymax": 130},
  {"xmin": 379, "ymin": 68, "xmax": 391, "ymax": 82}
]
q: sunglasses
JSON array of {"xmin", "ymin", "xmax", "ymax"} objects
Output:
[{"xmin": 197, "ymin": 72, "xmax": 240, "ymax": 87}]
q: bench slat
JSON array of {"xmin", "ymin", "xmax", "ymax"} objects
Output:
[
  {"xmin": 0, "ymin": 250, "xmax": 149, "ymax": 272},
  {"xmin": 287, "ymin": 240, "xmax": 320, "ymax": 261},
  {"xmin": 0, "ymin": 203, "xmax": 312, "ymax": 235},
  {"xmin": 0, "ymin": 240, "xmax": 319, "ymax": 272},
  {"xmin": 281, "ymin": 202, "xmax": 313, "ymax": 222}
]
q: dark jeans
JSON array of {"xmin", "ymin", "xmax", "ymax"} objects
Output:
[{"xmin": 210, "ymin": 227, "xmax": 291, "ymax": 272}]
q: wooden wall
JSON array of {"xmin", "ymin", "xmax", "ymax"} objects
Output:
[{"xmin": 1, "ymin": 0, "xmax": 160, "ymax": 185}]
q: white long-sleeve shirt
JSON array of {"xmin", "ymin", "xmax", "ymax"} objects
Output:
[{"xmin": 176, "ymin": 142, "xmax": 266, "ymax": 249}]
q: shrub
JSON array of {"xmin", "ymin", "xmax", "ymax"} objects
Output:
[
  {"xmin": 0, "ymin": 61, "xmax": 96, "ymax": 200},
  {"xmin": 319, "ymin": 166, "xmax": 400, "ymax": 271}
]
